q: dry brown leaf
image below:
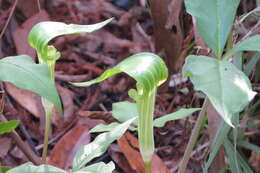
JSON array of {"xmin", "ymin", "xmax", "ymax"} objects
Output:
[
  {"xmin": 118, "ymin": 132, "xmax": 171, "ymax": 173},
  {"xmin": 48, "ymin": 124, "xmax": 90, "ymax": 169},
  {"xmin": 0, "ymin": 137, "xmax": 11, "ymax": 158},
  {"xmin": 109, "ymin": 144, "xmax": 136, "ymax": 173},
  {"xmin": 12, "ymin": 10, "xmax": 49, "ymax": 59},
  {"xmin": 5, "ymin": 83, "xmax": 44, "ymax": 118}
]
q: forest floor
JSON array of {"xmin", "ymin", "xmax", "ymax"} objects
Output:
[{"xmin": 0, "ymin": 0, "xmax": 259, "ymax": 173}]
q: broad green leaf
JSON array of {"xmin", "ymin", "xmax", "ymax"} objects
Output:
[
  {"xmin": 112, "ymin": 101, "xmax": 138, "ymax": 125},
  {"xmin": 89, "ymin": 122, "xmax": 136, "ymax": 133},
  {"xmin": 183, "ymin": 55, "xmax": 256, "ymax": 126},
  {"xmin": 28, "ymin": 18, "xmax": 113, "ymax": 63},
  {"xmin": 74, "ymin": 162, "xmax": 115, "ymax": 173},
  {"xmin": 72, "ymin": 53, "xmax": 168, "ymax": 100},
  {"xmin": 244, "ymin": 52, "xmax": 260, "ymax": 76},
  {"xmin": 224, "ymin": 35, "xmax": 260, "ymax": 59},
  {"xmin": 185, "ymin": 0, "xmax": 240, "ymax": 57},
  {"xmin": 0, "ymin": 120, "xmax": 19, "ymax": 135},
  {"xmin": 72, "ymin": 117, "xmax": 135, "ymax": 171},
  {"xmin": 153, "ymin": 108, "xmax": 201, "ymax": 127},
  {"xmin": 7, "ymin": 163, "xmax": 66, "ymax": 173},
  {"xmin": 0, "ymin": 55, "xmax": 62, "ymax": 112}
]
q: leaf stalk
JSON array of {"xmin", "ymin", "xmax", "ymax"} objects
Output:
[{"xmin": 178, "ymin": 97, "xmax": 209, "ymax": 173}]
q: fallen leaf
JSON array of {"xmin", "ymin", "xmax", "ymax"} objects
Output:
[
  {"xmin": 48, "ymin": 124, "xmax": 90, "ymax": 169},
  {"xmin": 12, "ymin": 10, "xmax": 49, "ymax": 59},
  {"xmin": 5, "ymin": 83, "xmax": 44, "ymax": 118},
  {"xmin": 0, "ymin": 137, "xmax": 11, "ymax": 158},
  {"xmin": 118, "ymin": 132, "xmax": 171, "ymax": 173},
  {"xmin": 109, "ymin": 144, "xmax": 136, "ymax": 173},
  {"xmin": 17, "ymin": 0, "xmax": 43, "ymax": 18}
]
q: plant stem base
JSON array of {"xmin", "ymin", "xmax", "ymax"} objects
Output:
[{"xmin": 145, "ymin": 160, "xmax": 152, "ymax": 173}]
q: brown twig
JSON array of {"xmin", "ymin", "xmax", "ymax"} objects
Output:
[
  {"xmin": 0, "ymin": 0, "xmax": 18, "ymax": 40},
  {"xmin": 37, "ymin": 0, "xmax": 41, "ymax": 12},
  {"xmin": 239, "ymin": 20, "xmax": 260, "ymax": 43},
  {"xmin": 0, "ymin": 114, "xmax": 41, "ymax": 165}
]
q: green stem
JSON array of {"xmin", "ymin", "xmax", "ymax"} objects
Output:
[
  {"xmin": 137, "ymin": 88, "xmax": 156, "ymax": 169},
  {"xmin": 178, "ymin": 97, "xmax": 209, "ymax": 173},
  {"xmin": 41, "ymin": 98, "xmax": 53, "ymax": 163},
  {"xmin": 144, "ymin": 160, "xmax": 152, "ymax": 173}
]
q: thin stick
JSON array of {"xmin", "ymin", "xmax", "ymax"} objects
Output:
[
  {"xmin": 37, "ymin": 0, "xmax": 41, "ymax": 12},
  {"xmin": 178, "ymin": 97, "xmax": 209, "ymax": 173},
  {"xmin": 0, "ymin": 0, "xmax": 18, "ymax": 40},
  {"xmin": 0, "ymin": 114, "xmax": 41, "ymax": 165},
  {"xmin": 239, "ymin": 20, "xmax": 260, "ymax": 43}
]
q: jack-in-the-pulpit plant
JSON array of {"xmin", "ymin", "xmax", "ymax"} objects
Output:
[
  {"xmin": 27, "ymin": 18, "xmax": 113, "ymax": 163},
  {"xmin": 73, "ymin": 52, "xmax": 168, "ymax": 172}
]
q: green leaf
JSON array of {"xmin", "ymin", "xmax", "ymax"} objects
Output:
[
  {"xmin": 89, "ymin": 122, "xmax": 121, "ymax": 133},
  {"xmin": 112, "ymin": 101, "xmax": 138, "ymax": 125},
  {"xmin": 0, "ymin": 166, "xmax": 11, "ymax": 173},
  {"xmin": 224, "ymin": 139, "xmax": 254, "ymax": 173},
  {"xmin": 238, "ymin": 141, "xmax": 260, "ymax": 154},
  {"xmin": 112, "ymin": 103, "xmax": 201, "ymax": 128},
  {"xmin": 224, "ymin": 139, "xmax": 242, "ymax": 173},
  {"xmin": 72, "ymin": 117, "xmax": 135, "ymax": 171},
  {"xmin": 89, "ymin": 122, "xmax": 136, "ymax": 133},
  {"xmin": 0, "ymin": 120, "xmax": 19, "ymax": 135},
  {"xmin": 0, "ymin": 55, "xmax": 62, "ymax": 112},
  {"xmin": 74, "ymin": 162, "xmax": 115, "ymax": 173},
  {"xmin": 183, "ymin": 55, "xmax": 256, "ymax": 126},
  {"xmin": 28, "ymin": 18, "xmax": 113, "ymax": 63},
  {"xmin": 224, "ymin": 35, "xmax": 260, "ymax": 59},
  {"xmin": 72, "ymin": 53, "xmax": 168, "ymax": 100},
  {"xmin": 204, "ymin": 120, "xmax": 231, "ymax": 173},
  {"xmin": 244, "ymin": 52, "xmax": 260, "ymax": 76},
  {"xmin": 185, "ymin": 0, "xmax": 240, "ymax": 57},
  {"xmin": 153, "ymin": 108, "xmax": 201, "ymax": 127},
  {"xmin": 7, "ymin": 163, "xmax": 66, "ymax": 173}
]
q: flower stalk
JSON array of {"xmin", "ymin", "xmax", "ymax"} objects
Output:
[{"xmin": 137, "ymin": 88, "xmax": 156, "ymax": 169}]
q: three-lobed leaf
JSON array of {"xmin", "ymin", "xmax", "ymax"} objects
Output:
[
  {"xmin": 183, "ymin": 55, "xmax": 256, "ymax": 126},
  {"xmin": 7, "ymin": 163, "xmax": 66, "ymax": 173},
  {"xmin": 72, "ymin": 117, "xmax": 135, "ymax": 171},
  {"xmin": 0, "ymin": 55, "xmax": 62, "ymax": 112},
  {"xmin": 111, "ymin": 101, "xmax": 200, "ymax": 128},
  {"xmin": 0, "ymin": 120, "xmax": 19, "ymax": 135},
  {"xmin": 185, "ymin": 0, "xmax": 240, "ymax": 57}
]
